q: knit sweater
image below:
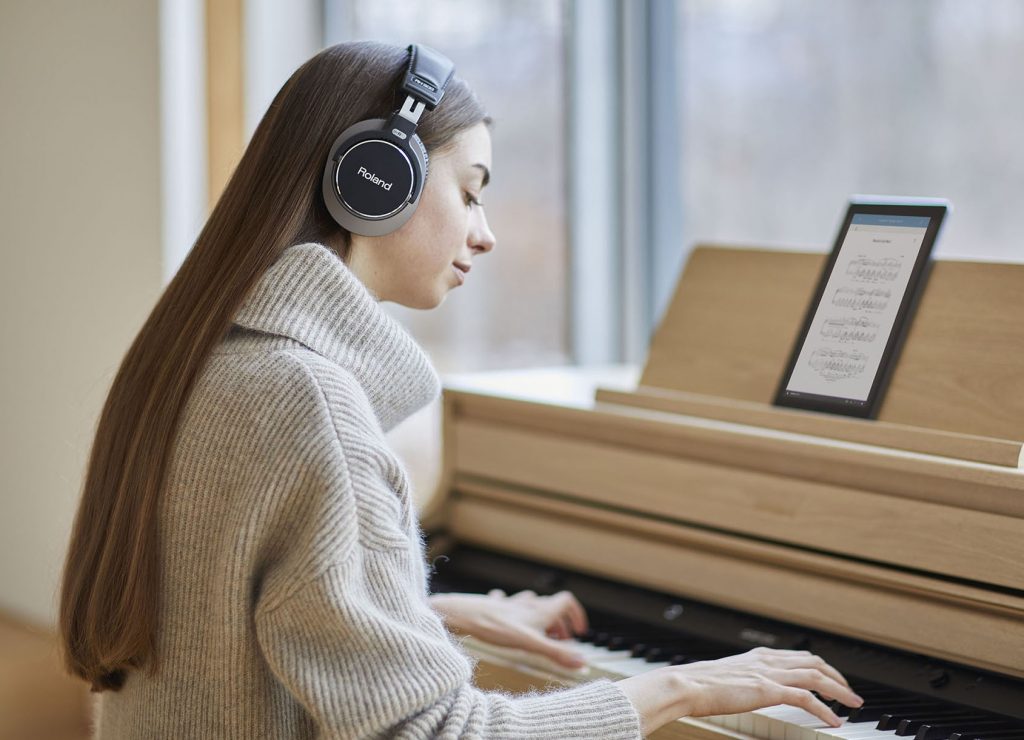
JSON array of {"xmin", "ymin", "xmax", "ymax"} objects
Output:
[{"xmin": 92, "ymin": 241, "xmax": 644, "ymax": 739}]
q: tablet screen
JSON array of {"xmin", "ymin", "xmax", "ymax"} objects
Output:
[{"xmin": 774, "ymin": 202, "xmax": 947, "ymax": 418}]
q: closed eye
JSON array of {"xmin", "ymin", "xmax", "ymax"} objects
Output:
[{"xmin": 464, "ymin": 192, "xmax": 484, "ymax": 208}]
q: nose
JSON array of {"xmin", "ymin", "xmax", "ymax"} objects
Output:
[{"xmin": 468, "ymin": 208, "xmax": 496, "ymax": 255}]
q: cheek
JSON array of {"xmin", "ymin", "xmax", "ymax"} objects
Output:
[{"xmin": 409, "ymin": 195, "xmax": 467, "ymax": 267}]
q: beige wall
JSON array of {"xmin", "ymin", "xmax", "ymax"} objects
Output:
[{"xmin": 0, "ymin": 1, "xmax": 163, "ymax": 626}]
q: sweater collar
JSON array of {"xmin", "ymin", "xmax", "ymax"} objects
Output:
[{"xmin": 230, "ymin": 241, "xmax": 441, "ymax": 432}]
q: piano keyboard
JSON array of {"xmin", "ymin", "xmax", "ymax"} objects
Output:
[{"xmin": 430, "ymin": 545, "xmax": 1024, "ymax": 740}]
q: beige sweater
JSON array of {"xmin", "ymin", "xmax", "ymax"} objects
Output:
[{"xmin": 92, "ymin": 242, "xmax": 644, "ymax": 739}]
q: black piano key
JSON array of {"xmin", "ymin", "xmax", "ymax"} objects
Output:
[
  {"xmin": 879, "ymin": 708, "xmax": 977, "ymax": 730},
  {"xmin": 893, "ymin": 712, "xmax": 987, "ymax": 734},
  {"xmin": 829, "ymin": 687, "xmax": 908, "ymax": 717},
  {"xmin": 848, "ymin": 700, "xmax": 942, "ymax": 723},
  {"xmin": 949, "ymin": 731, "xmax": 1024, "ymax": 740},
  {"xmin": 916, "ymin": 720, "xmax": 1021, "ymax": 740},
  {"xmin": 643, "ymin": 647, "xmax": 667, "ymax": 662},
  {"xmin": 828, "ymin": 700, "xmax": 851, "ymax": 717}
]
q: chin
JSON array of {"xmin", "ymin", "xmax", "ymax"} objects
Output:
[{"xmin": 397, "ymin": 290, "xmax": 445, "ymax": 311}]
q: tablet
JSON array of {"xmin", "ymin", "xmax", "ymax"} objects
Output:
[{"xmin": 773, "ymin": 198, "xmax": 948, "ymax": 419}]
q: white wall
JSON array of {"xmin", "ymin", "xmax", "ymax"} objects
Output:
[{"xmin": 0, "ymin": 0, "xmax": 163, "ymax": 627}]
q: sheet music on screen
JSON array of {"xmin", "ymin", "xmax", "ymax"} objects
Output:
[{"xmin": 785, "ymin": 214, "xmax": 930, "ymax": 403}]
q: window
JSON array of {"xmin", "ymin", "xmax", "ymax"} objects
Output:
[
  {"xmin": 676, "ymin": 0, "xmax": 1024, "ymax": 264},
  {"xmin": 319, "ymin": 0, "xmax": 570, "ymax": 509},
  {"xmin": 327, "ymin": 0, "xmax": 572, "ymax": 375}
]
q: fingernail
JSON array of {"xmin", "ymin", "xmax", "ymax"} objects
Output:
[
  {"xmin": 854, "ymin": 694, "xmax": 865, "ymax": 706},
  {"xmin": 830, "ymin": 714, "xmax": 843, "ymax": 727}
]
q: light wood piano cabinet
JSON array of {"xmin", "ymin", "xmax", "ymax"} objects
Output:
[{"xmin": 422, "ymin": 245, "xmax": 1024, "ymax": 739}]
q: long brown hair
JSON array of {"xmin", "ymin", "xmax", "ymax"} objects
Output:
[{"xmin": 58, "ymin": 40, "xmax": 490, "ymax": 693}]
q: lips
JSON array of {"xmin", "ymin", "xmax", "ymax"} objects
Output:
[{"xmin": 452, "ymin": 262, "xmax": 471, "ymax": 286}]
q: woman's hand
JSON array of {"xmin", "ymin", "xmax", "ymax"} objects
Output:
[
  {"xmin": 617, "ymin": 647, "xmax": 864, "ymax": 736},
  {"xmin": 429, "ymin": 589, "xmax": 589, "ymax": 669}
]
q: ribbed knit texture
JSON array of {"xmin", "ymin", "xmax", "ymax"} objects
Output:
[{"xmin": 92, "ymin": 242, "xmax": 643, "ymax": 739}]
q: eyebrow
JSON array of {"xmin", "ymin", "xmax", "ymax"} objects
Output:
[{"xmin": 472, "ymin": 163, "xmax": 491, "ymax": 188}]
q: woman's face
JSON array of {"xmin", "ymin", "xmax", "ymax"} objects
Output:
[{"xmin": 343, "ymin": 122, "xmax": 495, "ymax": 309}]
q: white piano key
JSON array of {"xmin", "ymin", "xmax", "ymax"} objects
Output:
[
  {"xmin": 704, "ymin": 714, "xmax": 741, "ymax": 731},
  {"xmin": 590, "ymin": 656, "xmax": 670, "ymax": 677},
  {"xmin": 752, "ymin": 705, "xmax": 796, "ymax": 740},
  {"xmin": 737, "ymin": 709, "xmax": 757, "ymax": 734},
  {"xmin": 753, "ymin": 705, "xmax": 829, "ymax": 740},
  {"xmin": 814, "ymin": 721, "xmax": 891, "ymax": 739},
  {"xmin": 580, "ymin": 649, "xmax": 634, "ymax": 665}
]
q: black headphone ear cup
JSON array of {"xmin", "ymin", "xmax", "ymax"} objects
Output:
[{"xmin": 323, "ymin": 120, "xmax": 428, "ymax": 237}]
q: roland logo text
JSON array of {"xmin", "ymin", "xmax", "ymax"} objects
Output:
[{"xmin": 357, "ymin": 166, "xmax": 393, "ymax": 191}]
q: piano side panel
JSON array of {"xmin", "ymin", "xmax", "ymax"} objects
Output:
[
  {"xmin": 447, "ymin": 491, "xmax": 1024, "ymax": 679},
  {"xmin": 452, "ymin": 420, "xmax": 1024, "ymax": 591}
]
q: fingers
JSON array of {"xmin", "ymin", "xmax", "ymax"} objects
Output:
[
  {"xmin": 510, "ymin": 588, "xmax": 590, "ymax": 638},
  {"xmin": 774, "ymin": 651, "xmax": 851, "ymax": 690},
  {"xmin": 771, "ymin": 667, "xmax": 863, "ymax": 710},
  {"xmin": 487, "ymin": 588, "xmax": 506, "ymax": 598},
  {"xmin": 781, "ymin": 687, "xmax": 842, "ymax": 728},
  {"xmin": 556, "ymin": 590, "xmax": 589, "ymax": 635},
  {"xmin": 521, "ymin": 629, "xmax": 587, "ymax": 669}
]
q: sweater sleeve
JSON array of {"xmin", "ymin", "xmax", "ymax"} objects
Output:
[{"xmin": 253, "ymin": 555, "xmax": 644, "ymax": 739}]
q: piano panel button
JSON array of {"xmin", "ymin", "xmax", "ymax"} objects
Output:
[{"xmin": 926, "ymin": 669, "xmax": 950, "ymax": 689}]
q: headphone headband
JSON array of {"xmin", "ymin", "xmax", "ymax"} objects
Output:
[{"xmin": 401, "ymin": 44, "xmax": 455, "ymax": 111}]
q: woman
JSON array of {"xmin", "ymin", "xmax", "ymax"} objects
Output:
[{"xmin": 59, "ymin": 40, "xmax": 862, "ymax": 738}]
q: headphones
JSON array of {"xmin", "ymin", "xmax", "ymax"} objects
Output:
[{"xmin": 321, "ymin": 44, "xmax": 456, "ymax": 237}]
